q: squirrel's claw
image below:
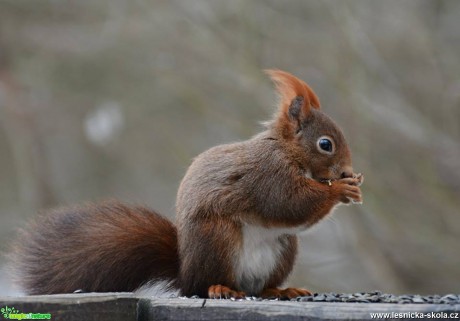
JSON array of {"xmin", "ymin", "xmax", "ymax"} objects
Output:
[
  {"xmin": 208, "ymin": 285, "xmax": 245, "ymax": 299},
  {"xmin": 354, "ymin": 173, "xmax": 364, "ymax": 187}
]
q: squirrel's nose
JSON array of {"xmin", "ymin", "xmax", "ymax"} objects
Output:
[{"xmin": 341, "ymin": 167, "xmax": 354, "ymax": 178}]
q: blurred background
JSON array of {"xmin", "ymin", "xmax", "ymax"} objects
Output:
[{"xmin": 0, "ymin": 0, "xmax": 459, "ymax": 296}]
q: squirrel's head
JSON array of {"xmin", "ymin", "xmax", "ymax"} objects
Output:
[{"xmin": 267, "ymin": 69, "xmax": 354, "ymax": 182}]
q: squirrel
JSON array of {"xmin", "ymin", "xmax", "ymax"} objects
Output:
[{"xmin": 10, "ymin": 70, "xmax": 363, "ymax": 299}]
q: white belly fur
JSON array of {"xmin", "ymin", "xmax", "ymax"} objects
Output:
[{"xmin": 234, "ymin": 224, "xmax": 301, "ymax": 295}]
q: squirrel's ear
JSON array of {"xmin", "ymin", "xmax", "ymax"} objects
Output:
[{"xmin": 266, "ymin": 69, "xmax": 320, "ymax": 135}]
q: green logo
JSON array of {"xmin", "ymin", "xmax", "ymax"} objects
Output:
[{"xmin": 1, "ymin": 306, "xmax": 51, "ymax": 320}]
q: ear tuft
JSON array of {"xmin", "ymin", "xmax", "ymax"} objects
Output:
[
  {"xmin": 265, "ymin": 69, "xmax": 321, "ymax": 111},
  {"xmin": 265, "ymin": 69, "xmax": 321, "ymax": 138}
]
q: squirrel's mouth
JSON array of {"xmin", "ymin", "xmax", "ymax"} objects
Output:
[
  {"xmin": 306, "ymin": 169, "xmax": 341, "ymax": 184},
  {"xmin": 306, "ymin": 172, "xmax": 337, "ymax": 184},
  {"xmin": 317, "ymin": 173, "xmax": 362, "ymax": 186},
  {"xmin": 319, "ymin": 178, "xmax": 335, "ymax": 186}
]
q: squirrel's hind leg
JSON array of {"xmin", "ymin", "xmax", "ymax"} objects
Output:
[{"xmin": 261, "ymin": 287, "xmax": 311, "ymax": 300}]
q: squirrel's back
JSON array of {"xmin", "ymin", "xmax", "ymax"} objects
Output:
[{"xmin": 10, "ymin": 200, "xmax": 178, "ymax": 295}]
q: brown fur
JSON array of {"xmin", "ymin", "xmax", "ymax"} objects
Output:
[
  {"xmin": 10, "ymin": 70, "xmax": 363, "ymax": 298},
  {"xmin": 265, "ymin": 235, "xmax": 298, "ymax": 288}
]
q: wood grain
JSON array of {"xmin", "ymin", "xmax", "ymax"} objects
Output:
[{"xmin": 1, "ymin": 293, "xmax": 459, "ymax": 321}]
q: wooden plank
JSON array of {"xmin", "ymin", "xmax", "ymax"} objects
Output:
[
  {"xmin": 0, "ymin": 293, "xmax": 138, "ymax": 321},
  {"xmin": 141, "ymin": 298, "xmax": 460, "ymax": 321},
  {"xmin": 1, "ymin": 294, "xmax": 460, "ymax": 321}
]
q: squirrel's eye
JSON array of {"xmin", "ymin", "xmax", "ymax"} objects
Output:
[
  {"xmin": 317, "ymin": 136, "xmax": 334, "ymax": 154},
  {"xmin": 319, "ymin": 139, "xmax": 332, "ymax": 152}
]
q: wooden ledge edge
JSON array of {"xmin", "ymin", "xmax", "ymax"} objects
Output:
[{"xmin": 1, "ymin": 294, "xmax": 459, "ymax": 321}]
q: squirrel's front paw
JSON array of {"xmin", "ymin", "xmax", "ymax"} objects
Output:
[
  {"xmin": 353, "ymin": 173, "xmax": 364, "ymax": 187},
  {"xmin": 335, "ymin": 177, "xmax": 363, "ymax": 204},
  {"xmin": 208, "ymin": 285, "xmax": 245, "ymax": 299}
]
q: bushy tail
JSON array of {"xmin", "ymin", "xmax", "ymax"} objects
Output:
[{"xmin": 9, "ymin": 200, "xmax": 179, "ymax": 295}]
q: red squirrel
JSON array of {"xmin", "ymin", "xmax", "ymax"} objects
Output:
[{"xmin": 10, "ymin": 70, "xmax": 363, "ymax": 299}]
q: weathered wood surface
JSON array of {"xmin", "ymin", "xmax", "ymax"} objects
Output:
[
  {"xmin": 142, "ymin": 298, "xmax": 460, "ymax": 321},
  {"xmin": 0, "ymin": 293, "xmax": 137, "ymax": 321},
  {"xmin": 1, "ymin": 293, "xmax": 460, "ymax": 321}
]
